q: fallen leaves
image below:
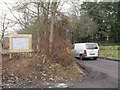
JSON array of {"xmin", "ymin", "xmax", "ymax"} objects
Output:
[{"xmin": 2, "ymin": 49, "xmax": 84, "ymax": 88}]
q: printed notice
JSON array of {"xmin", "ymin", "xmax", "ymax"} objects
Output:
[{"xmin": 12, "ymin": 37, "xmax": 29, "ymax": 50}]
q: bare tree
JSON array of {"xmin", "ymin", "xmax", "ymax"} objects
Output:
[
  {"xmin": 49, "ymin": 2, "xmax": 59, "ymax": 54},
  {"xmin": 7, "ymin": 1, "xmax": 73, "ymax": 56},
  {"xmin": 16, "ymin": 1, "xmax": 61, "ymax": 54},
  {"xmin": 0, "ymin": 14, "xmax": 9, "ymax": 54}
]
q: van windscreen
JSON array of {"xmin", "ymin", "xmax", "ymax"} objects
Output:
[{"xmin": 86, "ymin": 44, "xmax": 98, "ymax": 49}]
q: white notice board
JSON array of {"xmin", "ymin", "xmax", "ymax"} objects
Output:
[{"xmin": 9, "ymin": 34, "xmax": 32, "ymax": 53}]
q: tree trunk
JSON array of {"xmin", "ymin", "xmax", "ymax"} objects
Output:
[
  {"xmin": 49, "ymin": 15, "xmax": 54, "ymax": 54},
  {"xmin": 37, "ymin": 3, "xmax": 40, "ymax": 50},
  {"xmin": 49, "ymin": 3, "xmax": 56, "ymax": 54}
]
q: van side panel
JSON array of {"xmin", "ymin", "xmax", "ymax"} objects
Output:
[
  {"xmin": 74, "ymin": 43, "xmax": 86, "ymax": 57},
  {"xmin": 78, "ymin": 44, "xmax": 85, "ymax": 54}
]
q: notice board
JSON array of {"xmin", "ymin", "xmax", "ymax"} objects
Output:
[{"xmin": 9, "ymin": 34, "xmax": 32, "ymax": 53}]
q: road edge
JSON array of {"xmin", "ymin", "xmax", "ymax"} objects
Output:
[{"xmin": 99, "ymin": 57, "xmax": 120, "ymax": 62}]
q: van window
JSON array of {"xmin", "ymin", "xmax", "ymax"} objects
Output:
[{"xmin": 86, "ymin": 44, "xmax": 98, "ymax": 49}]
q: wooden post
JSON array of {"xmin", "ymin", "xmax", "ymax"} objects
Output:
[
  {"xmin": 10, "ymin": 53, "xmax": 12, "ymax": 60},
  {"xmin": 29, "ymin": 52, "xmax": 32, "ymax": 58}
]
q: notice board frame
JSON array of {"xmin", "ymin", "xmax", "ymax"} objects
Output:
[{"xmin": 9, "ymin": 34, "xmax": 32, "ymax": 53}]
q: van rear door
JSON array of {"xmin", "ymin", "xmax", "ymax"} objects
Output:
[{"xmin": 86, "ymin": 43, "xmax": 99, "ymax": 57}]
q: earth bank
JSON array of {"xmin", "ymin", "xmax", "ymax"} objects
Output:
[{"xmin": 2, "ymin": 54, "xmax": 84, "ymax": 88}]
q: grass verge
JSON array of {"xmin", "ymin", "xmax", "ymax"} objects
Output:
[
  {"xmin": 100, "ymin": 45, "xmax": 120, "ymax": 50},
  {"xmin": 99, "ymin": 50, "xmax": 120, "ymax": 60}
]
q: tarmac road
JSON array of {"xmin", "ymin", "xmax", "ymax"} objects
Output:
[
  {"xmin": 77, "ymin": 58, "xmax": 118, "ymax": 79},
  {"xmin": 71, "ymin": 58, "xmax": 119, "ymax": 88}
]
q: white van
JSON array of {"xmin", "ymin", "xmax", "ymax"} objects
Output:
[{"xmin": 72, "ymin": 43, "xmax": 99, "ymax": 60}]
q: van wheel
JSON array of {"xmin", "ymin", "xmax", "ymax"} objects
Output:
[
  {"xmin": 79, "ymin": 55, "xmax": 83, "ymax": 60},
  {"xmin": 93, "ymin": 57, "xmax": 98, "ymax": 60}
]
